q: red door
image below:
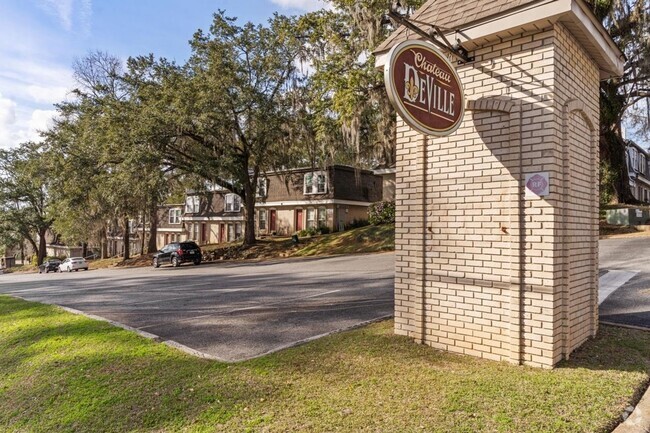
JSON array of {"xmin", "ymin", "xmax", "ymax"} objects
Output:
[
  {"xmin": 201, "ymin": 223, "xmax": 207, "ymax": 244},
  {"xmin": 219, "ymin": 224, "xmax": 226, "ymax": 243},
  {"xmin": 295, "ymin": 209, "xmax": 304, "ymax": 231},
  {"xmin": 269, "ymin": 210, "xmax": 277, "ymax": 232}
]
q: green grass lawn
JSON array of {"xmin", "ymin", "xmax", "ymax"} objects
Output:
[
  {"xmin": 1, "ymin": 295, "xmax": 649, "ymax": 432},
  {"xmin": 292, "ymin": 224, "xmax": 395, "ymax": 257}
]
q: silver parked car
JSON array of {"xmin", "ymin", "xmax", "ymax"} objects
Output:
[{"xmin": 58, "ymin": 257, "xmax": 89, "ymax": 272}]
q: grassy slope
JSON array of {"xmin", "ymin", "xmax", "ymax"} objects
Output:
[
  {"xmin": 291, "ymin": 224, "xmax": 395, "ymax": 257},
  {"xmin": 200, "ymin": 224, "xmax": 396, "ymax": 261},
  {"xmin": 1, "ymin": 295, "xmax": 649, "ymax": 433}
]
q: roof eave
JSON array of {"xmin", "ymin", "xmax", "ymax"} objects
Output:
[{"xmin": 375, "ymin": 0, "xmax": 624, "ymax": 80}]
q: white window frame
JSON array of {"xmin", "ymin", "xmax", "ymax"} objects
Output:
[
  {"xmin": 630, "ymin": 149, "xmax": 638, "ymax": 172},
  {"xmin": 256, "ymin": 178, "xmax": 268, "ymax": 198},
  {"xmin": 185, "ymin": 195, "xmax": 200, "ymax": 214},
  {"xmin": 306, "ymin": 208, "xmax": 316, "ymax": 228},
  {"xmin": 258, "ymin": 209, "xmax": 267, "ymax": 230},
  {"xmin": 318, "ymin": 207, "xmax": 327, "ymax": 227},
  {"xmin": 640, "ymin": 154, "xmax": 646, "ymax": 174},
  {"xmin": 169, "ymin": 208, "xmax": 182, "ymax": 225},
  {"xmin": 225, "ymin": 193, "xmax": 242, "ymax": 213},
  {"xmin": 304, "ymin": 171, "xmax": 328, "ymax": 195}
]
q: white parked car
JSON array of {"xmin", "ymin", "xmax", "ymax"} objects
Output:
[{"xmin": 58, "ymin": 257, "xmax": 89, "ymax": 272}]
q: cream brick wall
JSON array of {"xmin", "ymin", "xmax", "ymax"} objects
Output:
[{"xmin": 395, "ymin": 23, "xmax": 599, "ymax": 368}]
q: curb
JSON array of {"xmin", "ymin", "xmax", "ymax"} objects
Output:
[{"xmin": 612, "ymin": 384, "xmax": 650, "ymax": 433}]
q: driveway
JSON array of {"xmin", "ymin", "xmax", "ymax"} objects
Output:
[
  {"xmin": 599, "ymin": 237, "xmax": 650, "ymax": 329},
  {"xmin": 0, "ymin": 253, "xmax": 394, "ymax": 361}
]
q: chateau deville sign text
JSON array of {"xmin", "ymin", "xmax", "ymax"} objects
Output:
[{"xmin": 384, "ymin": 40, "xmax": 465, "ymax": 136}]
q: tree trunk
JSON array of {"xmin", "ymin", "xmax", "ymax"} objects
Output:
[
  {"xmin": 82, "ymin": 242, "xmax": 88, "ymax": 258},
  {"xmin": 147, "ymin": 203, "xmax": 158, "ymax": 253},
  {"xmin": 100, "ymin": 225, "xmax": 108, "ymax": 259},
  {"xmin": 37, "ymin": 227, "xmax": 47, "ymax": 265},
  {"xmin": 600, "ymin": 130, "xmax": 637, "ymax": 204},
  {"xmin": 123, "ymin": 217, "xmax": 130, "ymax": 260},
  {"xmin": 243, "ymin": 187, "xmax": 256, "ymax": 247},
  {"xmin": 22, "ymin": 232, "xmax": 38, "ymax": 259},
  {"xmin": 140, "ymin": 212, "xmax": 145, "ymax": 256}
]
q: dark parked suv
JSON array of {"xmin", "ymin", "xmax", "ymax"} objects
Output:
[
  {"xmin": 152, "ymin": 241, "xmax": 202, "ymax": 268},
  {"xmin": 38, "ymin": 259, "xmax": 61, "ymax": 274}
]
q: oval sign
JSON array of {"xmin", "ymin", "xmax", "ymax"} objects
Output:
[{"xmin": 384, "ymin": 40, "xmax": 465, "ymax": 136}]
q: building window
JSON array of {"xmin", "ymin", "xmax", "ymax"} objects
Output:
[
  {"xmin": 257, "ymin": 178, "xmax": 268, "ymax": 198},
  {"xmin": 630, "ymin": 149, "xmax": 638, "ymax": 171},
  {"xmin": 640, "ymin": 154, "xmax": 646, "ymax": 174},
  {"xmin": 227, "ymin": 223, "xmax": 242, "ymax": 241},
  {"xmin": 169, "ymin": 208, "xmax": 182, "ymax": 224},
  {"xmin": 192, "ymin": 224, "xmax": 199, "ymax": 242},
  {"xmin": 304, "ymin": 171, "xmax": 327, "ymax": 194},
  {"xmin": 318, "ymin": 207, "xmax": 327, "ymax": 227},
  {"xmin": 185, "ymin": 195, "xmax": 200, "ymax": 214},
  {"xmin": 225, "ymin": 194, "xmax": 242, "ymax": 212},
  {"xmin": 306, "ymin": 208, "xmax": 316, "ymax": 228},
  {"xmin": 259, "ymin": 209, "xmax": 267, "ymax": 230}
]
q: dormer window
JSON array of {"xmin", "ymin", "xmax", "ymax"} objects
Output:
[
  {"xmin": 640, "ymin": 154, "xmax": 646, "ymax": 175},
  {"xmin": 225, "ymin": 194, "xmax": 242, "ymax": 212},
  {"xmin": 257, "ymin": 178, "xmax": 268, "ymax": 198},
  {"xmin": 630, "ymin": 148, "xmax": 638, "ymax": 172},
  {"xmin": 185, "ymin": 195, "xmax": 200, "ymax": 214},
  {"xmin": 304, "ymin": 171, "xmax": 327, "ymax": 195}
]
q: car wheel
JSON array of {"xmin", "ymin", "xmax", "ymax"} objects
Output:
[
  {"xmin": 153, "ymin": 258, "xmax": 159, "ymax": 268},
  {"xmin": 45, "ymin": 269, "xmax": 49, "ymax": 274},
  {"xmin": 172, "ymin": 256, "xmax": 180, "ymax": 267},
  {"xmin": 38, "ymin": 269, "xmax": 42, "ymax": 274},
  {"xmin": 57, "ymin": 268, "xmax": 62, "ymax": 273},
  {"xmin": 194, "ymin": 258, "xmax": 201, "ymax": 266},
  {"xmin": 84, "ymin": 268, "xmax": 88, "ymax": 271},
  {"xmin": 68, "ymin": 268, "xmax": 72, "ymax": 272}
]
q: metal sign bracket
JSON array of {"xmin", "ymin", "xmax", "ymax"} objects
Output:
[{"xmin": 386, "ymin": 9, "xmax": 474, "ymax": 65}]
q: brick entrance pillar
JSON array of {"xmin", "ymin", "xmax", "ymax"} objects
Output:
[{"xmin": 376, "ymin": 0, "xmax": 623, "ymax": 368}]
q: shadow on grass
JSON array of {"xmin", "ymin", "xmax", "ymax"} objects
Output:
[
  {"xmin": 0, "ymin": 297, "xmax": 271, "ymax": 432},
  {"xmin": 2, "ymin": 295, "xmax": 650, "ymax": 433}
]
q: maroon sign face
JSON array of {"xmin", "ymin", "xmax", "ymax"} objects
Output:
[
  {"xmin": 526, "ymin": 174, "xmax": 548, "ymax": 195},
  {"xmin": 384, "ymin": 40, "xmax": 465, "ymax": 136}
]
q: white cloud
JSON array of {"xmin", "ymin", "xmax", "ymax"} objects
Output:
[
  {"xmin": 35, "ymin": 0, "xmax": 92, "ymax": 34},
  {"xmin": 27, "ymin": 85, "xmax": 70, "ymax": 104},
  {"xmin": 0, "ymin": 91, "xmax": 59, "ymax": 149},
  {"xmin": 0, "ymin": 57, "xmax": 73, "ymax": 148},
  {"xmin": 0, "ymin": 93, "xmax": 17, "ymax": 127},
  {"xmin": 0, "ymin": 93, "xmax": 18, "ymax": 148},
  {"xmin": 39, "ymin": 0, "xmax": 74, "ymax": 31},
  {"xmin": 27, "ymin": 109, "xmax": 57, "ymax": 140},
  {"xmin": 269, "ymin": 0, "xmax": 330, "ymax": 12}
]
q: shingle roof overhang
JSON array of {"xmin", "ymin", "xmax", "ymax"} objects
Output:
[{"xmin": 374, "ymin": 0, "xmax": 624, "ymax": 80}]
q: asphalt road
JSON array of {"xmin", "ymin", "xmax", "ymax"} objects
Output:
[
  {"xmin": 0, "ymin": 253, "xmax": 394, "ymax": 361},
  {"xmin": 1, "ymin": 239, "xmax": 647, "ymax": 361},
  {"xmin": 599, "ymin": 237, "xmax": 650, "ymax": 329}
]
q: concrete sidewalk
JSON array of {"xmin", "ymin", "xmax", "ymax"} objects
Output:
[{"xmin": 598, "ymin": 269, "xmax": 650, "ymax": 433}]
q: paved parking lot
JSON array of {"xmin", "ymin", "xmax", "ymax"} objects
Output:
[{"xmin": 0, "ymin": 253, "xmax": 394, "ymax": 361}]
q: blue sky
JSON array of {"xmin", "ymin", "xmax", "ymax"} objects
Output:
[{"xmin": 0, "ymin": 0, "xmax": 327, "ymax": 149}]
